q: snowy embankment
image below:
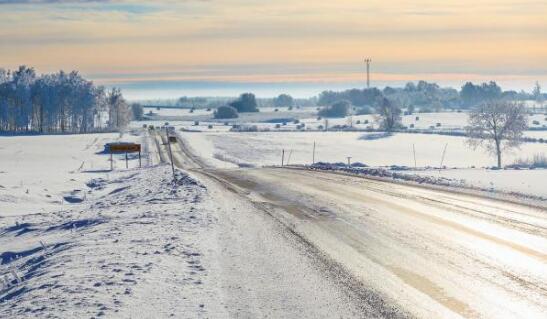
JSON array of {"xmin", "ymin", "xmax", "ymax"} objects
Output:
[
  {"xmin": 306, "ymin": 163, "xmax": 547, "ymax": 202},
  {"xmin": 0, "ymin": 166, "xmax": 214, "ymax": 317},
  {"xmin": 179, "ymin": 131, "xmax": 547, "ymax": 198}
]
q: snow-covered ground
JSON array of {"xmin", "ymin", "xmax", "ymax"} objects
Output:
[
  {"xmin": 407, "ymin": 168, "xmax": 546, "ymax": 198},
  {"xmin": 0, "ymin": 132, "xmax": 143, "ymax": 217},
  {"xmin": 144, "ymin": 107, "xmax": 213, "ymax": 117},
  {"xmin": 136, "ymin": 109, "xmax": 547, "ymax": 145},
  {"xmin": 181, "ymin": 131, "xmax": 545, "ymax": 168},
  {"xmin": 180, "ymin": 131, "xmax": 547, "ymax": 197},
  {"xmin": 0, "ymin": 131, "xmax": 373, "ymax": 318},
  {"xmin": 2, "ymin": 127, "xmax": 546, "ymax": 318}
]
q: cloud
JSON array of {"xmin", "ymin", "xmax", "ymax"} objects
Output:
[{"xmin": 0, "ymin": 0, "xmax": 111, "ymax": 3}]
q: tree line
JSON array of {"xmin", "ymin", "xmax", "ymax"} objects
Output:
[
  {"xmin": 0, "ymin": 66, "xmax": 132, "ymax": 134},
  {"xmin": 318, "ymin": 80, "xmax": 545, "ymax": 112}
]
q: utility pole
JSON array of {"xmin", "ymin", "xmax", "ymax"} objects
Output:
[
  {"xmin": 165, "ymin": 126, "xmax": 176, "ymax": 180},
  {"xmin": 364, "ymin": 58, "xmax": 372, "ymax": 88}
]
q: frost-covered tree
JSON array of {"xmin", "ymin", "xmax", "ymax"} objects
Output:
[
  {"xmin": 533, "ymin": 82, "xmax": 543, "ymax": 105},
  {"xmin": 318, "ymin": 100, "xmax": 350, "ymax": 118},
  {"xmin": 466, "ymin": 101, "xmax": 528, "ymax": 168},
  {"xmin": 375, "ymin": 97, "xmax": 401, "ymax": 131},
  {"xmin": 0, "ymin": 66, "xmax": 130, "ymax": 133},
  {"xmin": 107, "ymin": 87, "xmax": 131, "ymax": 129},
  {"xmin": 131, "ymin": 103, "xmax": 144, "ymax": 121},
  {"xmin": 229, "ymin": 93, "xmax": 258, "ymax": 112},
  {"xmin": 273, "ymin": 94, "xmax": 294, "ymax": 107}
]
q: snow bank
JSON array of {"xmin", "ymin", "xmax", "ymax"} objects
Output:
[{"xmin": 0, "ymin": 165, "xmax": 213, "ymax": 318}]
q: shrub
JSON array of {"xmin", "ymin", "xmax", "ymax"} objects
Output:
[
  {"xmin": 208, "ymin": 124, "xmax": 213, "ymax": 129},
  {"xmin": 214, "ymin": 106, "xmax": 239, "ymax": 119},
  {"xmin": 229, "ymin": 93, "xmax": 258, "ymax": 112},
  {"xmin": 318, "ymin": 100, "xmax": 350, "ymax": 118}
]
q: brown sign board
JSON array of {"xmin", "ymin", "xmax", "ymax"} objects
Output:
[{"xmin": 109, "ymin": 143, "xmax": 141, "ymax": 153}]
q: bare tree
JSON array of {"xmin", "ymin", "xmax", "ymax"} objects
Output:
[
  {"xmin": 466, "ymin": 101, "xmax": 528, "ymax": 168},
  {"xmin": 375, "ymin": 97, "xmax": 401, "ymax": 131}
]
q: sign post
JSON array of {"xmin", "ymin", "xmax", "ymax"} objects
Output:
[{"xmin": 108, "ymin": 143, "xmax": 142, "ymax": 171}]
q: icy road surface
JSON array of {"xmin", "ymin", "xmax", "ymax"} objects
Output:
[
  {"xmin": 158, "ymin": 130, "xmax": 547, "ymax": 318},
  {"xmin": 202, "ymin": 167, "xmax": 547, "ymax": 318}
]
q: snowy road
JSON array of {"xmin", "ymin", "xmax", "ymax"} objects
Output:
[{"xmin": 165, "ymin": 131, "xmax": 547, "ymax": 318}]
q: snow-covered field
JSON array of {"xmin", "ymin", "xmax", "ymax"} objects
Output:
[
  {"xmin": 137, "ymin": 108, "xmax": 547, "ymax": 141},
  {"xmin": 180, "ymin": 131, "xmax": 547, "ymax": 197},
  {"xmin": 181, "ymin": 131, "xmax": 545, "ymax": 168},
  {"xmin": 0, "ymin": 133, "xmax": 142, "ymax": 217},
  {"xmin": 144, "ymin": 107, "xmax": 213, "ymax": 117}
]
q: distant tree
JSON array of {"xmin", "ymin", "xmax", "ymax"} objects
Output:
[
  {"xmin": 466, "ymin": 101, "xmax": 528, "ymax": 168},
  {"xmin": 461, "ymin": 81, "xmax": 502, "ymax": 107},
  {"xmin": 214, "ymin": 106, "xmax": 238, "ymax": 119},
  {"xmin": 375, "ymin": 97, "xmax": 402, "ymax": 131},
  {"xmin": 533, "ymin": 82, "xmax": 543, "ymax": 103},
  {"xmin": 107, "ymin": 88, "xmax": 131, "ymax": 129},
  {"xmin": 318, "ymin": 88, "xmax": 383, "ymax": 107},
  {"xmin": 318, "ymin": 100, "xmax": 350, "ymax": 118},
  {"xmin": 0, "ymin": 65, "xmax": 128, "ymax": 133},
  {"xmin": 273, "ymin": 94, "xmax": 294, "ymax": 107},
  {"xmin": 383, "ymin": 86, "xmax": 397, "ymax": 95},
  {"xmin": 131, "ymin": 103, "xmax": 144, "ymax": 121},
  {"xmin": 230, "ymin": 93, "xmax": 258, "ymax": 112}
]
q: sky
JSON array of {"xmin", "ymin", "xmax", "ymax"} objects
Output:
[{"xmin": 1, "ymin": 0, "xmax": 546, "ymax": 99}]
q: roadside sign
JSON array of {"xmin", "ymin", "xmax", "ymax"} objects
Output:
[
  {"xmin": 107, "ymin": 143, "xmax": 142, "ymax": 170},
  {"xmin": 109, "ymin": 143, "xmax": 141, "ymax": 153}
]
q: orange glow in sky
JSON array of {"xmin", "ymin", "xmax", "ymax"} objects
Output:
[{"xmin": 1, "ymin": 0, "xmax": 546, "ymax": 97}]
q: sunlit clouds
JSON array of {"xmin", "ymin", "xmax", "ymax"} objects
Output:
[{"xmin": 1, "ymin": 0, "xmax": 546, "ymax": 97}]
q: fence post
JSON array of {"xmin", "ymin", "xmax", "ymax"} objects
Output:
[{"xmin": 312, "ymin": 141, "xmax": 316, "ymax": 165}]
